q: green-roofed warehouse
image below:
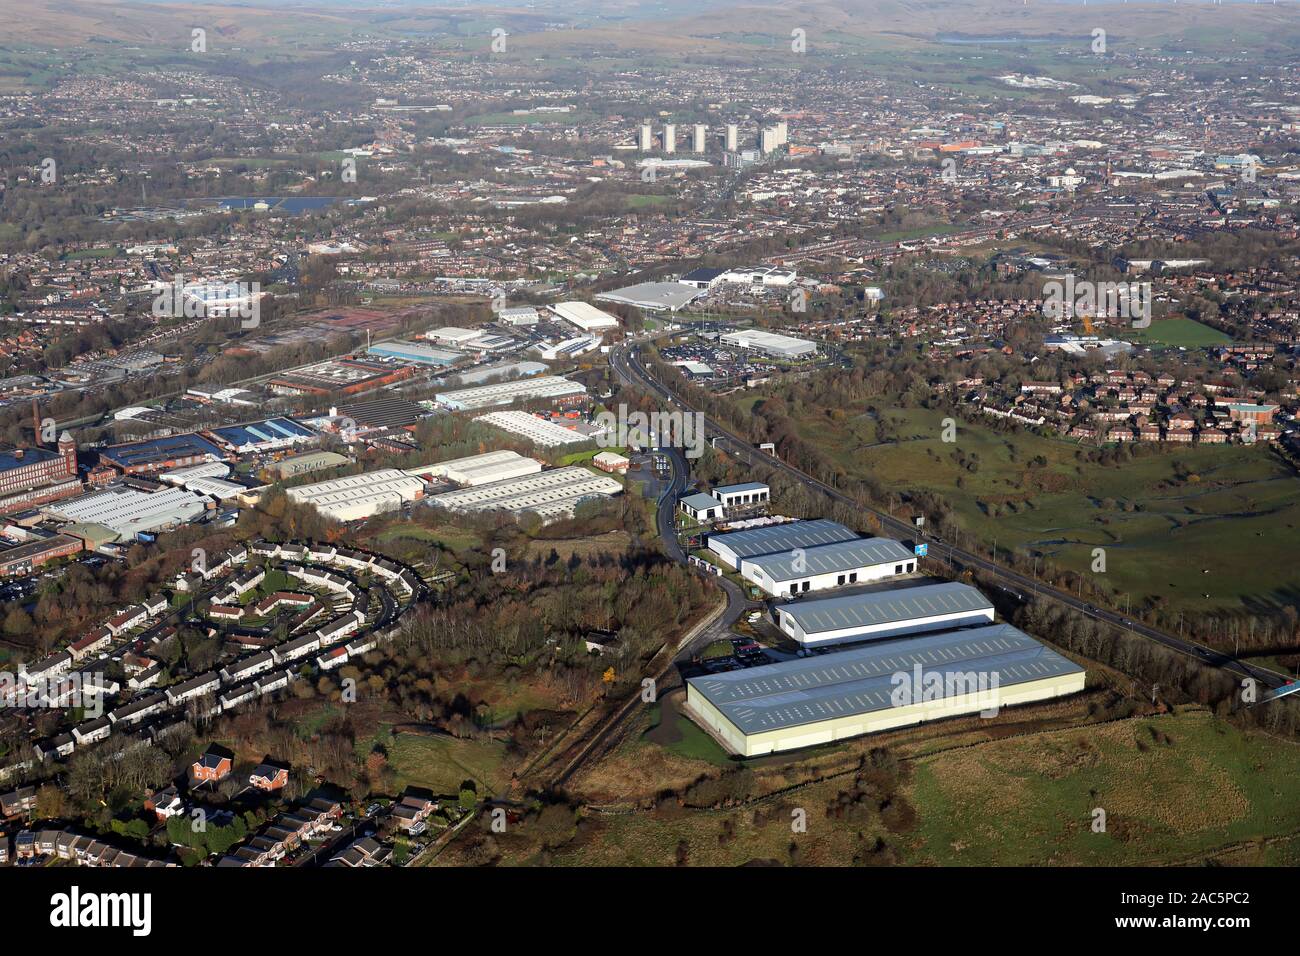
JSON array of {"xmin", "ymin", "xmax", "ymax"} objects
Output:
[{"xmin": 685, "ymin": 623, "xmax": 1086, "ymax": 756}]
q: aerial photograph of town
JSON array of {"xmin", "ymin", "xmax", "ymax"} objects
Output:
[{"xmin": 1, "ymin": 0, "xmax": 1297, "ymax": 934}]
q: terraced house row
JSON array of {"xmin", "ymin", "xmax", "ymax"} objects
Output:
[{"xmin": 9, "ymin": 541, "xmax": 424, "ymax": 776}]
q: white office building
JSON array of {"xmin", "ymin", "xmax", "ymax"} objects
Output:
[{"xmin": 712, "ymin": 482, "xmax": 769, "ymax": 509}]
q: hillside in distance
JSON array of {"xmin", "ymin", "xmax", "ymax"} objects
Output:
[{"xmin": 1, "ymin": 0, "xmax": 1296, "ymax": 56}]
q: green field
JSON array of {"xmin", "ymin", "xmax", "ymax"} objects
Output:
[
  {"xmin": 448, "ymin": 708, "xmax": 1300, "ymax": 866},
  {"xmin": 373, "ymin": 523, "xmax": 480, "ymax": 554},
  {"xmin": 356, "ymin": 722, "xmax": 510, "ymax": 794},
  {"xmin": 871, "ymin": 223, "xmax": 962, "ymax": 243},
  {"xmin": 791, "ymin": 401, "xmax": 1300, "ymax": 616},
  {"xmin": 63, "ymin": 247, "xmax": 118, "ymax": 260},
  {"xmin": 1127, "ymin": 318, "xmax": 1231, "ymax": 348},
  {"xmin": 907, "ymin": 709, "xmax": 1300, "ymax": 865}
]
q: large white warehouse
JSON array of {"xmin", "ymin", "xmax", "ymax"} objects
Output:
[
  {"xmin": 45, "ymin": 486, "xmax": 210, "ymax": 538},
  {"xmin": 741, "ymin": 537, "xmax": 917, "ymax": 597},
  {"xmin": 436, "ymin": 375, "xmax": 587, "ymax": 412},
  {"xmin": 550, "ymin": 301, "xmax": 621, "ymax": 333},
  {"xmin": 407, "ymin": 450, "xmax": 542, "ymax": 487},
  {"xmin": 774, "ymin": 581, "xmax": 995, "ymax": 647},
  {"xmin": 685, "ymin": 623, "xmax": 1086, "ymax": 757},
  {"xmin": 286, "ymin": 468, "xmax": 426, "ymax": 522},
  {"xmin": 427, "ymin": 466, "xmax": 622, "ymax": 522},
  {"xmin": 595, "ymin": 282, "xmax": 702, "ymax": 313},
  {"xmin": 719, "ymin": 329, "xmax": 816, "ymax": 359},
  {"xmin": 475, "ymin": 410, "xmax": 591, "ymax": 447}
]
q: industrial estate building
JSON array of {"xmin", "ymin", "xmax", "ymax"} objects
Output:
[
  {"xmin": 0, "ymin": 534, "xmax": 84, "ymax": 576},
  {"xmin": 265, "ymin": 451, "xmax": 349, "ymax": 481},
  {"xmin": 435, "ymin": 375, "xmax": 587, "ymax": 412},
  {"xmin": 531, "ymin": 336, "xmax": 601, "ymax": 361},
  {"xmin": 407, "ymin": 450, "xmax": 542, "ymax": 487},
  {"xmin": 679, "ymin": 492, "xmax": 725, "ymax": 523},
  {"xmin": 44, "ymin": 486, "xmax": 212, "ymax": 538},
  {"xmin": 774, "ymin": 581, "xmax": 995, "ymax": 647},
  {"xmin": 712, "ymin": 482, "xmax": 770, "ymax": 510},
  {"xmin": 549, "ymin": 301, "xmax": 621, "ymax": 333},
  {"xmin": 741, "ymin": 537, "xmax": 918, "ymax": 597},
  {"xmin": 425, "ymin": 326, "xmax": 484, "ymax": 348},
  {"xmin": 160, "ymin": 462, "xmax": 230, "ymax": 486},
  {"xmin": 286, "ymin": 469, "xmax": 425, "ymax": 522},
  {"xmin": 267, "ymin": 357, "xmax": 415, "ymax": 397},
  {"xmin": 97, "ymin": 433, "xmax": 226, "ymax": 477},
  {"xmin": 427, "ymin": 465, "xmax": 622, "ymax": 522},
  {"xmin": 719, "ymin": 329, "xmax": 817, "ymax": 359},
  {"xmin": 685, "ymin": 623, "xmax": 1086, "ymax": 757},
  {"xmin": 366, "ymin": 340, "xmax": 465, "ymax": 366},
  {"xmin": 475, "ymin": 410, "xmax": 591, "ymax": 447},
  {"xmin": 208, "ymin": 418, "xmax": 318, "ymax": 455},
  {"xmin": 679, "ymin": 481, "xmax": 771, "ymax": 524},
  {"xmin": 696, "ymin": 513, "xmax": 917, "ymax": 597},
  {"xmin": 706, "ymin": 518, "xmax": 859, "ymax": 570},
  {"xmin": 0, "ymin": 432, "xmax": 81, "ymax": 514},
  {"xmin": 447, "ymin": 360, "xmax": 546, "ymax": 387},
  {"xmin": 495, "ymin": 307, "xmax": 539, "ymax": 326},
  {"xmin": 596, "ymin": 282, "xmax": 703, "ymax": 312}
]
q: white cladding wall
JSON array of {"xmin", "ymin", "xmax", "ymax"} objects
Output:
[
  {"xmin": 715, "ymin": 487, "xmax": 769, "ymax": 507},
  {"xmin": 686, "ymin": 669, "xmax": 1087, "ymax": 757},
  {"xmin": 775, "ymin": 605, "xmax": 994, "ymax": 646},
  {"xmin": 741, "ymin": 557, "xmax": 913, "ymax": 598}
]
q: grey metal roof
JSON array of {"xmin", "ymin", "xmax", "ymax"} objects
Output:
[
  {"xmin": 689, "ymin": 623, "xmax": 1083, "ymax": 735},
  {"xmin": 743, "ymin": 537, "xmax": 914, "ymax": 581},
  {"xmin": 777, "ymin": 581, "xmax": 992, "ymax": 634},
  {"xmin": 707, "ymin": 518, "xmax": 858, "ymax": 559},
  {"xmin": 681, "ymin": 492, "xmax": 723, "ymax": 509}
]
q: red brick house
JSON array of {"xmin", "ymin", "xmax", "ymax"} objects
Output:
[
  {"xmin": 250, "ymin": 760, "xmax": 289, "ymax": 792},
  {"xmin": 192, "ymin": 744, "xmax": 235, "ymax": 784}
]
